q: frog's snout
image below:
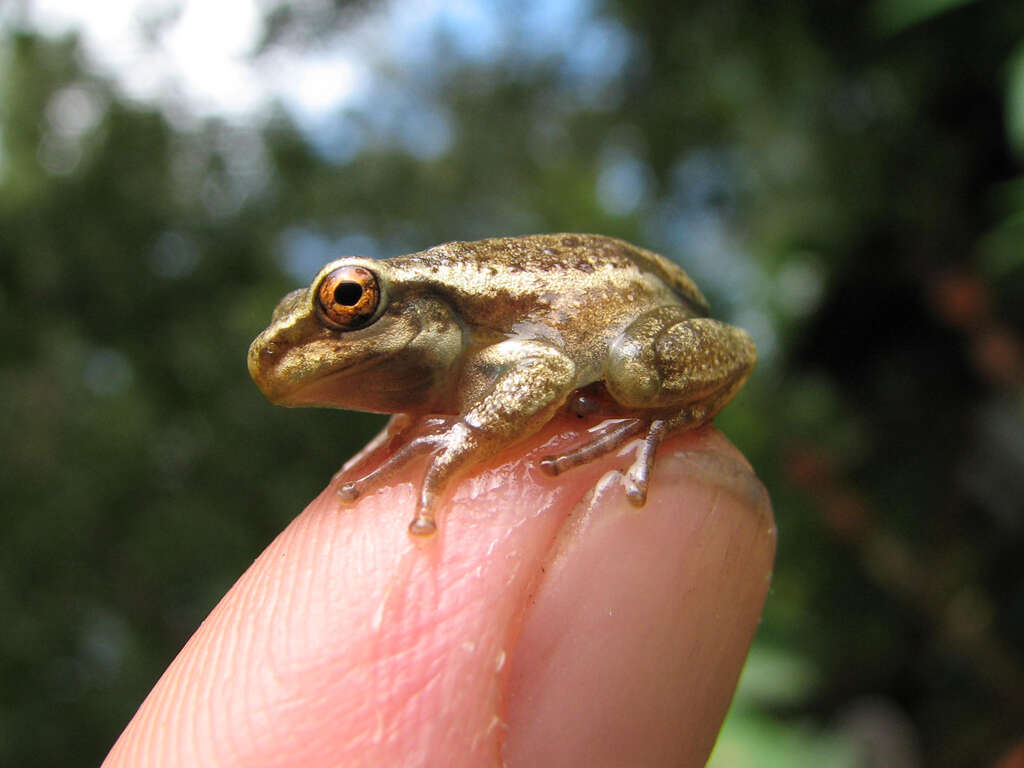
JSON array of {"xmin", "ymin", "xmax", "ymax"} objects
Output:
[{"xmin": 247, "ymin": 333, "xmax": 280, "ymax": 394}]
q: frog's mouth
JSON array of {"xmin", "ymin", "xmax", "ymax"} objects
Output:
[
  {"xmin": 287, "ymin": 352, "xmax": 448, "ymax": 414},
  {"xmin": 249, "ymin": 338, "xmax": 401, "ymax": 406},
  {"xmin": 249, "ymin": 315, "xmax": 437, "ymax": 412},
  {"xmin": 248, "ymin": 323, "xmax": 372, "ymax": 395}
]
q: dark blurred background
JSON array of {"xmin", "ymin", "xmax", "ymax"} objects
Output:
[{"xmin": 2, "ymin": 0, "xmax": 1023, "ymax": 765}]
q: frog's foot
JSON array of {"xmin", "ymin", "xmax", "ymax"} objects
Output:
[
  {"xmin": 539, "ymin": 417, "xmax": 646, "ymax": 477},
  {"xmin": 540, "ymin": 409, "xmax": 709, "ymax": 506},
  {"xmin": 622, "ymin": 418, "xmax": 668, "ymax": 506},
  {"xmin": 336, "ymin": 420, "xmax": 452, "ymax": 503}
]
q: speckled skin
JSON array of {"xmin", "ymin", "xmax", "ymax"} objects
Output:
[{"xmin": 248, "ymin": 233, "xmax": 756, "ymax": 536}]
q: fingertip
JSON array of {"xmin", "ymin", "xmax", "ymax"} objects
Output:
[
  {"xmin": 105, "ymin": 421, "xmax": 772, "ymax": 768},
  {"xmin": 503, "ymin": 429, "xmax": 775, "ymax": 767}
]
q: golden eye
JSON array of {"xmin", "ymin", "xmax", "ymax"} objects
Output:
[{"xmin": 315, "ymin": 265, "xmax": 380, "ymax": 329}]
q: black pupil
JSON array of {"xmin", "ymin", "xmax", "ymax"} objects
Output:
[{"xmin": 334, "ymin": 282, "xmax": 363, "ymax": 307}]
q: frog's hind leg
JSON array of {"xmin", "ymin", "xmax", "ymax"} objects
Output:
[
  {"xmin": 542, "ymin": 308, "xmax": 757, "ymax": 504},
  {"xmin": 605, "ymin": 310, "xmax": 757, "ymax": 415},
  {"xmin": 617, "ymin": 313, "xmax": 756, "ymax": 503}
]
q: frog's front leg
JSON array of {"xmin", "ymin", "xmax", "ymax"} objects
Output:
[
  {"xmin": 336, "ymin": 417, "xmax": 454, "ymax": 502},
  {"xmin": 405, "ymin": 340, "xmax": 576, "ymax": 536},
  {"xmin": 340, "ymin": 339, "xmax": 576, "ymax": 537},
  {"xmin": 333, "ymin": 413, "xmax": 413, "ymax": 487}
]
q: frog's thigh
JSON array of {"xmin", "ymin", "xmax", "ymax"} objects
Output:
[{"xmin": 606, "ymin": 309, "xmax": 756, "ymax": 417}]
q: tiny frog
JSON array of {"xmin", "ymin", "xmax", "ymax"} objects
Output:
[{"xmin": 248, "ymin": 234, "xmax": 756, "ymax": 536}]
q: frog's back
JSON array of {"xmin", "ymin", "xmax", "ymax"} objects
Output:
[{"xmin": 390, "ymin": 233, "xmax": 710, "ymax": 318}]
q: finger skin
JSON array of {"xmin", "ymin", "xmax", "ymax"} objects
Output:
[
  {"xmin": 103, "ymin": 418, "xmax": 775, "ymax": 768},
  {"xmin": 504, "ymin": 437, "xmax": 774, "ymax": 767}
]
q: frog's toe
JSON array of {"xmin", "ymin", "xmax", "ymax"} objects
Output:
[
  {"xmin": 623, "ymin": 455, "xmax": 653, "ymax": 506},
  {"xmin": 408, "ymin": 513, "xmax": 437, "ymax": 538},
  {"xmin": 539, "ymin": 454, "xmax": 571, "ymax": 476},
  {"xmin": 620, "ymin": 418, "xmax": 667, "ymax": 507},
  {"xmin": 623, "ymin": 472, "xmax": 649, "ymax": 506},
  {"xmin": 536, "ymin": 418, "xmax": 646, "ymax": 477},
  {"xmin": 337, "ymin": 482, "xmax": 361, "ymax": 502}
]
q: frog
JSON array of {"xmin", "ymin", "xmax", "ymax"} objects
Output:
[{"xmin": 248, "ymin": 233, "xmax": 756, "ymax": 537}]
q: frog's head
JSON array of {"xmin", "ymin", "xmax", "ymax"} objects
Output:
[{"xmin": 248, "ymin": 257, "xmax": 463, "ymax": 414}]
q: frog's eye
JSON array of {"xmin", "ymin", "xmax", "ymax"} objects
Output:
[{"xmin": 315, "ymin": 265, "xmax": 381, "ymax": 330}]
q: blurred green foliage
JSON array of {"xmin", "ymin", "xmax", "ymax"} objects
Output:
[{"xmin": 1, "ymin": 1, "xmax": 1023, "ymax": 766}]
